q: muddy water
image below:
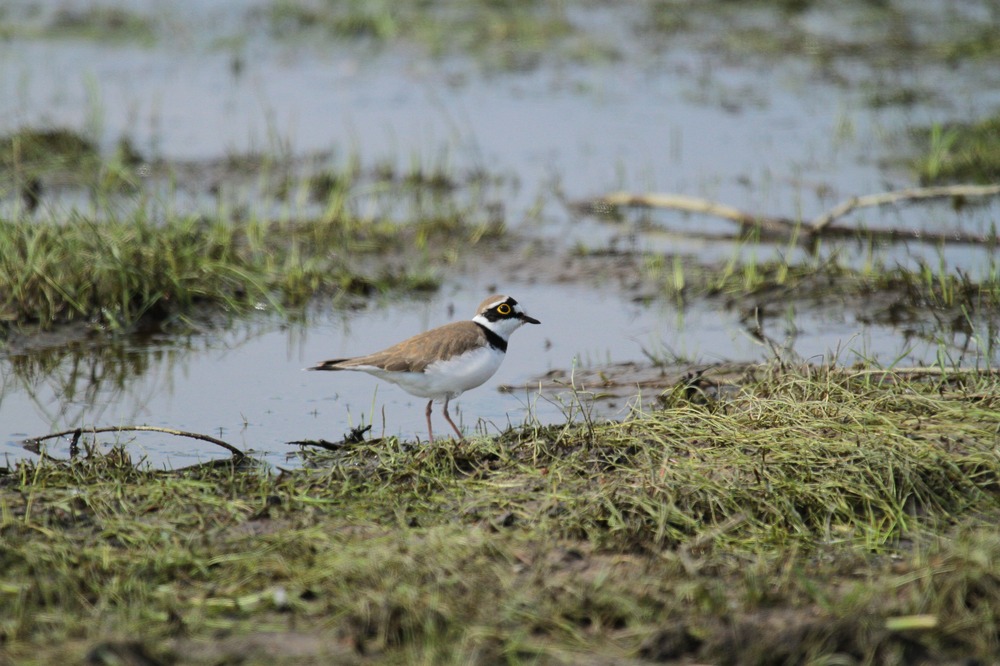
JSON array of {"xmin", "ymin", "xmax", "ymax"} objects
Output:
[{"xmin": 2, "ymin": 1, "xmax": 1000, "ymax": 466}]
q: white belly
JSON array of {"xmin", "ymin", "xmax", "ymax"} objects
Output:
[{"xmin": 366, "ymin": 346, "xmax": 505, "ymax": 400}]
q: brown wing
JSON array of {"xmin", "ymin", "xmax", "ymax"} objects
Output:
[{"xmin": 310, "ymin": 322, "xmax": 487, "ymax": 373}]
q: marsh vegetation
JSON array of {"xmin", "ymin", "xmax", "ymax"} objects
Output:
[{"xmin": 3, "ymin": 0, "xmax": 1000, "ymax": 663}]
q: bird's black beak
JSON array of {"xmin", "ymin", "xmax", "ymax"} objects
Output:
[{"xmin": 519, "ymin": 313, "xmax": 541, "ymax": 325}]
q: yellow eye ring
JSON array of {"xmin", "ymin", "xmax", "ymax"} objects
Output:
[{"xmin": 497, "ymin": 303, "xmax": 512, "ymax": 315}]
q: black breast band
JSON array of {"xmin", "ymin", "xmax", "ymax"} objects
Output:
[{"xmin": 476, "ymin": 323, "xmax": 508, "ymax": 353}]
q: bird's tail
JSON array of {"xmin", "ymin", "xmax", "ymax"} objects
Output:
[{"xmin": 305, "ymin": 359, "xmax": 349, "ymax": 371}]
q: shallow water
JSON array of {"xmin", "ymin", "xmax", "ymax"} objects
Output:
[
  {"xmin": 1, "ymin": 277, "xmax": 968, "ymax": 468},
  {"xmin": 2, "ymin": 1, "xmax": 1000, "ymax": 466}
]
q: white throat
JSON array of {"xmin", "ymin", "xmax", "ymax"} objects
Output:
[{"xmin": 472, "ymin": 313, "xmax": 525, "ymax": 341}]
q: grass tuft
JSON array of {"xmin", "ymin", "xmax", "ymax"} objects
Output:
[
  {"xmin": 0, "ymin": 143, "xmax": 508, "ymax": 334},
  {"xmin": 266, "ymin": 0, "xmax": 611, "ymax": 71},
  {"xmin": 912, "ymin": 114, "xmax": 1000, "ymax": 184},
  {"xmin": 0, "ymin": 207, "xmax": 489, "ymax": 331}
]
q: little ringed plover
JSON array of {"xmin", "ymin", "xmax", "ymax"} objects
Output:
[{"xmin": 308, "ymin": 294, "xmax": 540, "ymax": 442}]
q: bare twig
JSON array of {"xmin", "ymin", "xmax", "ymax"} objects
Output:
[
  {"xmin": 288, "ymin": 438, "xmax": 344, "ymax": 451},
  {"xmin": 24, "ymin": 425, "xmax": 245, "ymax": 459},
  {"xmin": 598, "ymin": 191, "xmax": 796, "ymax": 237},
  {"xmin": 804, "ymin": 224, "xmax": 996, "ymax": 245},
  {"xmin": 585, "ymin": 184, "xmax": 1000, "ymax": 245},
  {"xmin": 809, "ymin": 184, "xmax": 1000, "ymax": 232}
]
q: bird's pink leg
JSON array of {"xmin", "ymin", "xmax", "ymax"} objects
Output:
[
  {"xmin": 425, "ymin": 399, "xmax": 435, "ymax": 443},
  {"xmin": 442, "ymin": 397, "xmax": 464, "ymax": 441}
]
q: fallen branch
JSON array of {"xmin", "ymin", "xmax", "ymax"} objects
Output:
[
  {"xmin": 596, "ymin": 191, "xmax": 797, "ymax": 237},
  {"xmin": 584, "ymin": 184, "xmax": 1000, "ymax": 245},
  {"xmin": 289, "ymin": 424, "xmax": 374, "ymax": 451},
  {"xmin": 809, "ymin": 184, "xmax": 1000, "ymax": 232},
  {"xmin": 23, "ymin": 425, "xmax": 245, "ymax": 460}
]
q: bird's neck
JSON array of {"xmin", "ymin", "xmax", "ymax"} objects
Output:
[{"xmin": 474, "ymin": 320, "xmax": 508, "ymax": 352}]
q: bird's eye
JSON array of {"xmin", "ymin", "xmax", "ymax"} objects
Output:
[{"xmin": 497, "ymin": 303, "xmax": 512, "ymax": 315}]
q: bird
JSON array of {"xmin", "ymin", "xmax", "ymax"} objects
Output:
[{"xmin": 308, "ymin": 294, "xmax": 540, "ymax": 442}]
